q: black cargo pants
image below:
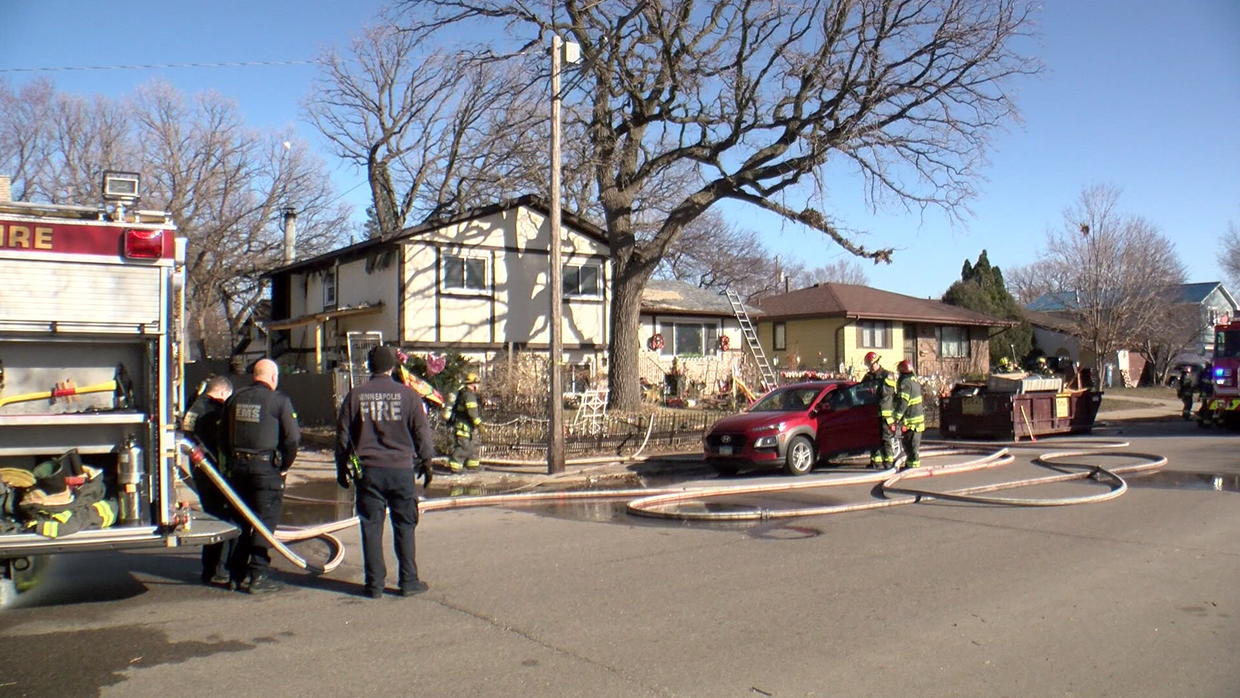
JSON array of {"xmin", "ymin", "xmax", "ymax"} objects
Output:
[
  {"xmin": 356, "ymin": 465, "xmax": 420, "ymax": 594},
  {"xmin": 227, "ymin": 452, "xmax": 285, "ymax": 583}
]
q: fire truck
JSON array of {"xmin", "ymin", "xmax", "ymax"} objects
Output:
[
  {"xmin": 1202, "ymin": 318, "xmax": 1240, "ymax": 427},
  {"xmin": 0, "ymin": 172, "xmax": 236, "ymax": 604}
]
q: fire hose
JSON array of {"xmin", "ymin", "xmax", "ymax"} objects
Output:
[{"xmin": 178, "ymin": 434, "xmax": 1165, "ymax": 575}]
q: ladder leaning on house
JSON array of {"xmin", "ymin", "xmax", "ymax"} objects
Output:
[{"xmin": 726, "ymin": 289, "xmax": 777, "ymax": 392}]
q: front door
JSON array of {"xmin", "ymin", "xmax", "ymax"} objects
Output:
[{"xmin": 903, "ymin": 323, "xmax": 917, "ymax": 372}]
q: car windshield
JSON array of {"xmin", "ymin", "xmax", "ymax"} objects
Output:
[{"xmin": 749, "ymin": 386, "xmax": 824, "ymax": 412}]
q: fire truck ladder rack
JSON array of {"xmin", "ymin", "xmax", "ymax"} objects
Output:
[{"xmin": 726, "ymin": 289, "xmax": 777, "ymax": 392}]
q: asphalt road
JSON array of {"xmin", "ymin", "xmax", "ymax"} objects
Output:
[{"xmin": 1, "ymin": 418, "xmax": 1237, "ymax": 697}]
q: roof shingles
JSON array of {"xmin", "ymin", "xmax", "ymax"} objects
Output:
[{"xmin": 754, "ymin": 282, "xmax": 1012, "ymax": 327}]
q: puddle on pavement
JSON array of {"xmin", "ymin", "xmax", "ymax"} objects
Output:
[
  {"xmin": 1127, "ymin": 471, "xmax": 1240, "ymax": 493},
  {"xmin": 283, "ymin": 474, "xmax": 845, "ymax": 538}
]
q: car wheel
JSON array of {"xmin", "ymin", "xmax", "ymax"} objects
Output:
[
  {"xmin": 784, "ymin": 435, "xmax": 815, "ymax": 476},
  {"xmin": 713, "ymin": 461, "xmax": 739, "ymax": 477}
]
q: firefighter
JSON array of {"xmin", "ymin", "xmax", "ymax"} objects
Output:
[
  {"xmin": 1033, "ymin": 356, "xmax": 1055, "ymax": 376},
  {"xmin": 893, "ymin": 360, "xmax": 926, "ymax": 469},
  {"xmin": 224, "ymin": 359, "xmax": 300, "ymax": 594},
  {"xmin": 1176, "ymin": 365, "xmax": 1197, "ymax": 420},
  {"xmin": 861, "ymin": 351, "xmax": 899, "ymax": 469},
  {"xmin": 336, "ymin": 345, "xmax": 436, "ymax": 599},
  {"xmin": 443, "ymin": 371, "xmax": 483, "ymax": 473},
  {"xmin": 181, "ymin": 374, "xmax": 234, "ymax": 587},
  {"xmin": 994, "ymin": 356, "xmax": 1015, "ymax": 373},
  {"xmin": 1196, "ymin": 362, "xmax": 1216, "ymax": 427}
]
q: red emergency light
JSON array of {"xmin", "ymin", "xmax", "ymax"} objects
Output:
[{"xmin": 123, "ymin": 228, "xmax": 165, "ymax": 259}]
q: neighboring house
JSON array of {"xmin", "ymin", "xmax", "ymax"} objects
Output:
[
  {"xmin": 1025, "ymin": 281, "xmax": 1237, "ymax": 384},
  {"xmin": 638, "ymin": 279, "xmax": 761, "ymax": 388},
  {"xmin": 751, "ymin": 283, "xmax": 1013, "ymax": 378},
  {"xmin": 264, "ymin": 195, "xmax": 611, "ymax": 373}
]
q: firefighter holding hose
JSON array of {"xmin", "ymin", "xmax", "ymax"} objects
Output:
[{"xmin": 224, "ymin": 359, "xmax": 300, "ymax": 594}]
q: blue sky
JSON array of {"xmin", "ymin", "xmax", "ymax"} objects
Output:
[{"xmin": 3, "ymin": 0, "xmax": 1238, "ymax": 299}]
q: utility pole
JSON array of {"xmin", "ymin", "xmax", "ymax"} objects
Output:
[
  {"xmin": 547, "ymin": 33, "xmax": 566, "ymax": 474},
  {"xmin": 281, "ymin": 207, "xmax": 298, "ymax": 264}
]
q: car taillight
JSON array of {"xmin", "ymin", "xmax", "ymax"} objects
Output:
[{"xmin": 124, "ymin": 229, "xmax": 165, "ymax": 259}]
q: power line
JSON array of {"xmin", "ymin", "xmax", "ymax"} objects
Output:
[{"xmin": 0, "ymin": 59, "xmax": 315, "ymax": 74}]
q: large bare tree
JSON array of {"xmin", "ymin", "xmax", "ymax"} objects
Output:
[
  {"xmin": 1038, "ymin": 185, "xmax": 1186, "ymax": 383},
  {"xmin": 1221, "ymin": 221, "xmax": 1240, "ymax": 290},
  {"xmin": 0, "ymin": 79, "xmax": 349, "ymax": 357},
  {"xmin": 306, "ymin": 24, "xmax": 545, "ymax": 234},
  {"xmin": 403, "ymin": 0, "xmax": 1039, "ymax": 408}
]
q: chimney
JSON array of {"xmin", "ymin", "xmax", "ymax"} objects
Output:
[
  {"xmin": 0, "ymin": 175, "xmax": 11, "ymax": 202},
  {"xmin": 281, "ymin": 207, "xmax": 298, "ymax": 264}
]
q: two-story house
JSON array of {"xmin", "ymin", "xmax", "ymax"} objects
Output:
[{"xmin": 265, "ymin": 195, "xmax": 611, "ymax": 373}]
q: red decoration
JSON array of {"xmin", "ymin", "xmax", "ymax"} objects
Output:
[
  {"xmin": 718, "ymin": 335, "xmax": 731, "ymax": 351},
  {"xmin": 648, "ymin": 333, "xmax": 665, "ymax": 351}
]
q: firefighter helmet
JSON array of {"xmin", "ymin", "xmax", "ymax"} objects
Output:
[
  {"xmin": 464, "ymin": 372, "xmax": 480, "ymax": 383},
  {"xmin": 863, "ymin": 351, "xmax": 880, "ymax": 365},
  {"xmin": 897, "ymin": 360, "xmax": 913, "ymax": 374}
]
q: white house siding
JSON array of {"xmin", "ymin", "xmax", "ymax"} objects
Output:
[{"xmin": 398, "ymin": 204, "xmax": 609, "ymax": 352}]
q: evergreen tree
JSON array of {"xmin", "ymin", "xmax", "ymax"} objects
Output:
[{"xmin": 942, "ymin": 250, "xmax": 1034, "ymax": 365}]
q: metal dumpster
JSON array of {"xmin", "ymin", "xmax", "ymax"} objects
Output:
[{"xmin": 939, "ymin": 389, "xmax": 1103, "ymax": 440}]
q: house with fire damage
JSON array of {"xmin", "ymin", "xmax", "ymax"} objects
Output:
[
  {"xmin": 751, "ymin": 283, "xmax": 1014, "ymax": 378},
  {"xmin": 637, "ymin": 279, "xmax": 762, "ymax": 393},
  {"xmin": 264, "ymin": 196, "xmax": 611, "ymax": 375}
]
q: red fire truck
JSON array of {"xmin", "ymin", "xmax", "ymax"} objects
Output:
[
  {"xmin": 1202, "ymin": 318, "xmax": 1240, "ymax": 427},
  {"xmin": 0, "ymin": 172, "xmax": 235, "ymax": 604}
]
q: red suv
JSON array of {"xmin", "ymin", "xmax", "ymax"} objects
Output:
[{"xmin": 704, "ymin": 380, "xmax": 881, "ymax": 476}]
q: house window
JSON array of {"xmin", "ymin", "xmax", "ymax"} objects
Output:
[
  {"xmin": 939, "ymin": 326, "xmax": 970, "ymax": 358},
  {"xmin": 323, "ymin": 268, "xmax": 336, "ymax": 308},
  {"xmin": 658, "ymin": 320, "xmax": 720, "ymax": 357},
  {"xmin": 563, "ymin": 263, "xmax": 602, "ymax": 297},
  {"xmin": 858, "ymin": 320, "xmax": 892, "ymax": 349},
  {"xmin": 442, "ymin": 254, "xmax": 488, "ymax": 293},
  {"xmin": 773, "ymin": 322, "xmax": 787, "ymax": 351}
]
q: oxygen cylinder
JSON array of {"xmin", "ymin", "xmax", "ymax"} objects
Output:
[{"xmin": 117, "ymin": 434, "xmax": 144, "ymax": 524}]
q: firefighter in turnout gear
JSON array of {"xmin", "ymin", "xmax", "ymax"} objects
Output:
[
  {"xmin": 1176, "ymin": 364, "xmax": 1197, "ymax": 420},
  {"xmin": 861, "ymin": 352, "xmax": 899, "ymax": 469},
  {"xmin": 336, "ymin": 345, "xmax": 436, "ymax": 598},
  {"xmin": 224, "ymin": 359, "xmax": 300, "ymax": 594},
  {"xmin": 893, "ymin": 360, "xmax": 925, "ymax": 468},
  {"xmin": 182, "ymin": 375, "xmax": 235, "ymax": 586},
  {"xmin": 444, "ymin": 372, "xmax": 483, "ymax": 473}
]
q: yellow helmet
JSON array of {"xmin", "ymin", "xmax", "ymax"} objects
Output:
[{"xmin": 464, "ymin": 372, "xmax": 480, "ymax": 383}]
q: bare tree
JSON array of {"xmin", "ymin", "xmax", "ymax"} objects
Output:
[
  {"xmin": 1004, "ymin": 261, "xmax": 1064, "ymax": 306},
  {"xmin": 1, "ymin": 79, "xmax": 350, "ymax": 356},
  {"xmin": 654, "ymin": 211, "xmax": 788, "ymax": 299},
  {"xmin": 403, "ymin": 0, "xmax": 1040, "ymax": 408},
  {"xmin": 1136, "ymin": 300, "xmax": 1205, "ymax": 385},
  {"xmin": 133, "ymin": 83, "xmax": 350, "ymax": 356},
  {"xmin": 1221, "ymin": 221, "xmax": 1240, "ymax": 290},
  {"xmin": 797, "ymin": 260, "xmax": 869, "ymax": 287},
  {"xmin": 306, "ymin": 24, "xmax": 543, "ymax": 234},
  {"xmin": 0, "ymin": 78, "xmax": 58, "ymax": 201},
  {"xmin": 1038, "ymin": 185, "xmax": 1186, "ymax": 383}
]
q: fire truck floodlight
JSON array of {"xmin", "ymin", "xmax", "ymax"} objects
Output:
[{"xmin": 102, "ymin": 170, "xmax": 141, "ymax": 202}]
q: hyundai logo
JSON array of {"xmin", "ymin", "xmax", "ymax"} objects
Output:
[{"xmin": 721, "ymin": 435, "xmax": 731, "ymax": 443}]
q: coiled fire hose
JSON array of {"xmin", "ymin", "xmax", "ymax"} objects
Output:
[{"xmin": 178, "ymin": 434, "xmax": 1165, "ymax": 575}]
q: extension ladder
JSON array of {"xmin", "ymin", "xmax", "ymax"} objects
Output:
[{"xmin": 726, "ymin": 289, "xmax": 777, "ymax": 392}]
